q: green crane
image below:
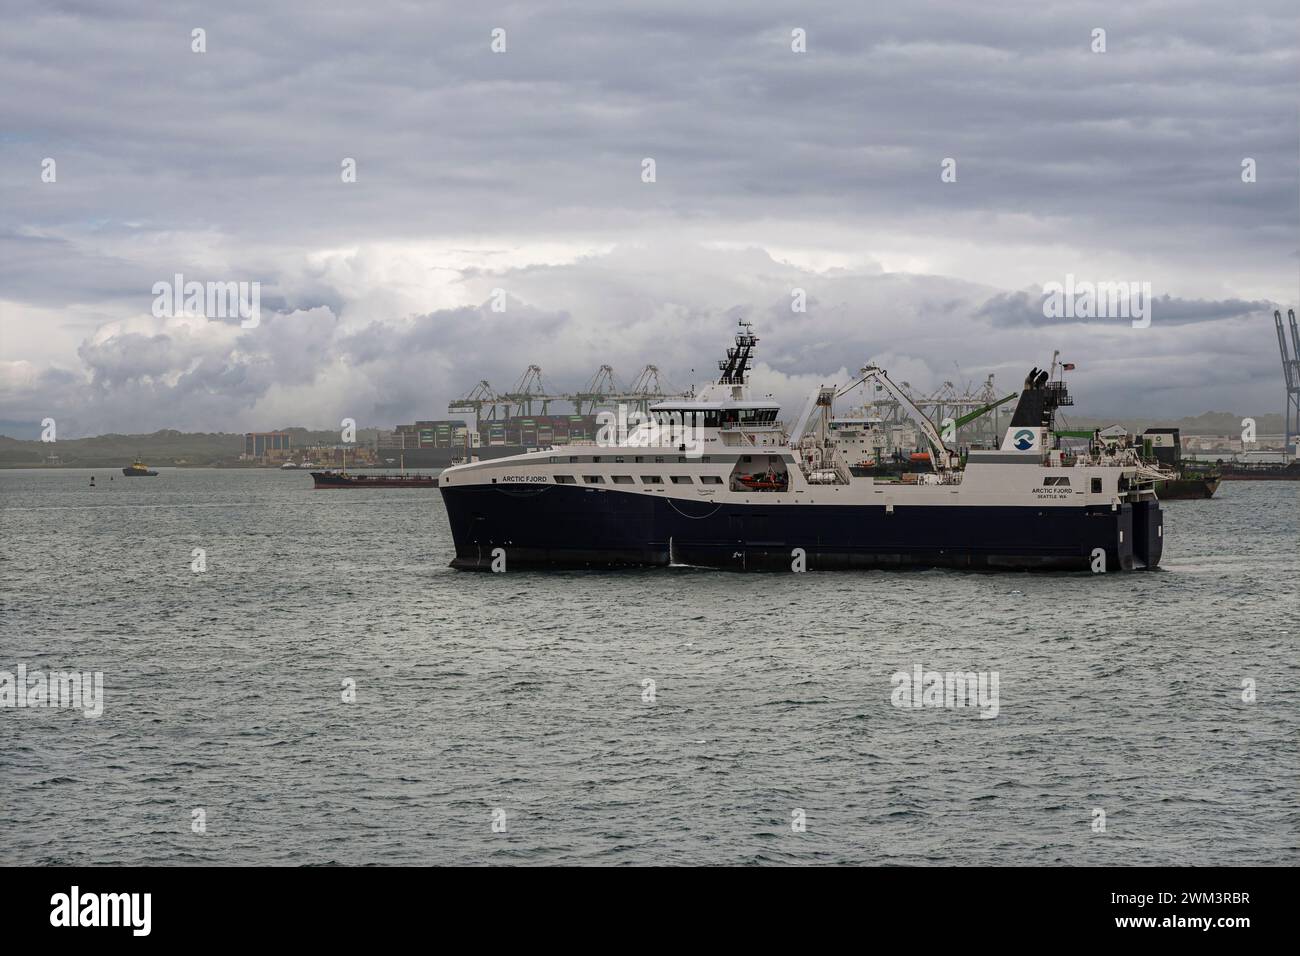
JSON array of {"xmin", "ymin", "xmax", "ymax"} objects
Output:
[{"xmin": 950, "ymin": 392, "xmax": 1018, "ymax": 432}]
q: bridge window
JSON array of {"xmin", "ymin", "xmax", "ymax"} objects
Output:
[
  {"xmin": 652, "ymin": 410, "xmax": 717, "ymax": 427},
  {"xmin": 720, "ymin": 408, "xmax": 779, "ymax": 426}
]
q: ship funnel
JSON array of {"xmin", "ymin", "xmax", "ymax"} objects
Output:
[{"xmin": 1010, "ymin": 366, "xmax": 1048, "ymax": 428}]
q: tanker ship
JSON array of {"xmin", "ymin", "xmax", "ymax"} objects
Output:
[{"xmin": 437, "ymin": 322, "xmax": 1165, "ymax": 572}]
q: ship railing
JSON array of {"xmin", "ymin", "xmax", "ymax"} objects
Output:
[
  {"xmin": 718, "ymin": 425, "xmax": 788, "ymax": 445},
  {"xmin": 794, "ymin": 449, "xmax": 854, "ymax": 484}
]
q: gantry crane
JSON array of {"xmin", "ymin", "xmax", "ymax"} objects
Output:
[
  {"xmin": 447, "ymin": 380, "xmax": 500, "ymax": 431},
  {"xmin": 448, "ymin": 363, "xmax": 690, "ymax": 426},
  {"xmin": 1276, "ymin": 308, "xmax": 1300, "ymax": 457},
  {"xmin": 567, "ymin": 365, "xmax": 618, "ymax": 415}
]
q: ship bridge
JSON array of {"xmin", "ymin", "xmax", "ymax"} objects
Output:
[{"xmin": 647, "ymin": 395, "xmax": 781, "ymax": 429}]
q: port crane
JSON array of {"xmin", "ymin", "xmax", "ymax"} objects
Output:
[
  {"xmin": 501, "ymin": 365, "xmax": 554, "ymax": 417},
  {"xmin": 858, "ymin": 373, "xmax": 1007, "ymax": 448},
  {"xmin": 617, "ymin": 365, "xmax": 681, "ymax": 414},
  {"xmin": 570, "ymin": 365, "xmax": 617, "ymax": 415},
  {"xmin": 1276, "ymin": 309, "xmax": 1299, "ymax": 456},
  {"xmin": 448, "ymin": 363, "xmax": 690, "ymax": 426},
  {"xmin": 448, "ymin": 380, "xmax": 499, "ymax": 430}
]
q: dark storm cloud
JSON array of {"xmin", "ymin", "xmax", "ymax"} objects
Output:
[{"xmin": 338, "ymin": 302, "xmax": 571, "ymax": 368}]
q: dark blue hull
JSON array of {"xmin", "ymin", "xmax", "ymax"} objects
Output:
[{"xmin": 440, "ymin": 485, "xmax": 1163, "ymax": 572}]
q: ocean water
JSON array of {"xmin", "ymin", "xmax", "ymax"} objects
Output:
[{"xmin": 1, "ymin": 468, "xmax": 1295, "ymax": 866}]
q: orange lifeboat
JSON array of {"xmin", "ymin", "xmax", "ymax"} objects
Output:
[{"xmin": 737, "ymin": 471, "xmax": 788, "ymax": 491}]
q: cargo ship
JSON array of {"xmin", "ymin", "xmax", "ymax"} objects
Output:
[
  {"xmin": 310, "ymin": 448, "xmax": 438, "ymax": 488},
  {"xmin": 438, "ymin": 322, "xmax": 1164, "ymax": 572},
  {"xmin": 1152, "ymin": 474, "xmax": 1221, "ymax": 499},
  {"xmin": 378, "ymin": 445, "xmax": 527, "ymax": 469},
  {"xmin": 122, "ymin": 458, "xmax": 158, "ymax": 477},
  {"xmin": 1137, "ymin": 428, "xmax": 1219, "ymax": 499},
  {"xmin": 311, "ymin": 469, "xmax": 437, "ymax": 488},
  {"xmin": 1214, "ymin": 459, "xmax": 1300, "ymax": 481},
  {"xmin": 380, "ymin": 419, "xmax": 601, "ymax": 469}
]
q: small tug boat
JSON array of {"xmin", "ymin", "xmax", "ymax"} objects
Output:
[{"xmin": 122, "ymin": 458, "xmax": 158, "ymax": 477}]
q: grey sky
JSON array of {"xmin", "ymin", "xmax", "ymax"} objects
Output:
[{"xmin": 1, "ymin": 0, "xmax": 1296, "ymax": 437}]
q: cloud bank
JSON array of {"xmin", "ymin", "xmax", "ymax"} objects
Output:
[{"xmin": 0, "ymin": 1, "xmax": 1295, "ymax": 436}]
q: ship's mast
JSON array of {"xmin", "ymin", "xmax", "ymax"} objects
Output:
[{"xmin": 717, "ymin": 320, "xmax": 757, "ymax": 387}]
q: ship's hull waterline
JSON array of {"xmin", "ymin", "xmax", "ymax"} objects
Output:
[{"xmin": 440, "ymin": 484, "xmax": 1163, "ymax": 572}]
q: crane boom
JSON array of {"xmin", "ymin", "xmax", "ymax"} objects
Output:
[
  {"xmin": 860, "ymin": 365, "xmax": 956, "ymax": 471},
  {"xmin": 1280, "ymin": 309, "xmax": 1300, "ymax": 456},
  {"xmin": 1276, "ymin": 310, "xmax": 1296, "ymax": 390},
  {"xmin": 1289, "ymin": 309, "xmax": 1300, "ymax": 377},
  {"xmin": 951, "ymin": 391, "xmax": 1017, "ymax": 431}
]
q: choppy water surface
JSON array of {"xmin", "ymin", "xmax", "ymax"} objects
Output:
[{"xmin": 1, "ymin": 469, "xmax": 1296, "ymax": 865}]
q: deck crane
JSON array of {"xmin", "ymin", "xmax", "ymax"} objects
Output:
[
  {"xmin": 950, "ymin": 391, "xmax": 1018, "ymax": 432},
  {"xmin": 855, "ymin": 365, "xmax": 959, "ymax": 472}
]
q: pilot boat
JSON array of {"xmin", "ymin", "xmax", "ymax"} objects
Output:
[{"xmin": 122, "ymin": 458, "xmax": 158, "ymax": 477}]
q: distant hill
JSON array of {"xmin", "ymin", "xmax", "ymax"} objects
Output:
[
  {"xmin": 0, "ymin": 412, "xmax": 1283, "ymax": 467},
  {"xmin": 0, "ymin": 427, "xmax": 380, "ymax": 468},
  {"xmin": 1061, "ymin": 411, "xmax": 1286, "ymax": 436}
]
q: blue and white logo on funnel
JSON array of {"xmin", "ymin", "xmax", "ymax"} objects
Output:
[{"xmin": 1012, "ymin": 429, "xmax": 1035, "ymax": 451}]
